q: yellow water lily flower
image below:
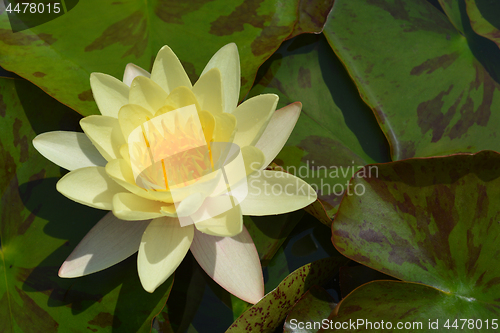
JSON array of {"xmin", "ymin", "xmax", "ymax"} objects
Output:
[{"xmin": 33, "ymin": 43, "xmax": 316, "ymax": 304}]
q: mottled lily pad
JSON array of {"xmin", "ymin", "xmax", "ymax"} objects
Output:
[
  {"xmin": 331, "ymin": 151, "xmax": 500, "ymax": 326},
  {"xmin": 247, "ymin": 34, "xmax": 390, "ymax": 222},
  {"xmin": 325, "ymin": 0, "xmax": 500, "ymax": 160},
  {"xmin": 283, "ymin": 285, "xmax": 336, "ymax": 333},
  {"xmin": 0, "ymin": 0, "xmax": 334, "ymax": 116},
  {"xmin": 226, "ymin": 257, "xmax": 347, "ymax": 333},
  {"xmin": 466, "ymin": 0, "xmax": 500, "ymax": 49}
]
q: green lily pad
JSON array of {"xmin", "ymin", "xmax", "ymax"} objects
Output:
[
  {"xmin": 466, "ymin": 0, "xmax": 500, "ymax": 48},
  {"xmin": 324, "ymin": 0, "xmax": 500, "ymax": 160},
  {"xmin": 439, "ymin": 0, "xmax": 466, "ymax": 34},
  {"xmin": 338, "ymin": 265, "xmax": 398, "ymax": 299},
  {"xmin": 0, "ymin": 77, "xmax": 172, "ymax": 332},
  {"xmin": 247, "ymin": 33, "xmax": 390, "ymax": 221},
  {"xmin": 328, "ymin": 280, "xmax": 500, "ymax": 332},
  {"xmin": 0, "ymin": 0, "xmax": 334, "ymax": 116},
  {"xmin": 332, "ymin": 151, "xmax": 500, "ymax": 323},
  {"xmin": 226, "ymin": 257, "xmax": 347, "ymax": 333},
  {"xmin": 283, "ymin": 285, "xmax": 336, "ymax": 333}
]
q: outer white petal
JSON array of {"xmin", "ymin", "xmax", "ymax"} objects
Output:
[
  {"xmin": 239, "ymin": 170, "xmax": 317, "ymax": 216},
  {"xmin": 255, "ymin": 102, "xmax": 302, "ymax": 168},
  {"xmin": 80, "ymin": 115, "xmax": 125, "ymax": 161},
  {"xmin": 150, "ymin": 45, "xmax": 192, "ymax": 94},
  {"xmin": 193, "ymin": 202, "xmax": 243, "ymax": 237},
  {"xmin": 232, "ymin": 94, "xmax": 279, "ymax": 147},
  {"xmin": 138, "ymin": 217, "xmax": 194, "ymax": 293},
  {"xmin": 59, "ymin": 212, "xmax": 150, "ymax": 277},
  {"xmin": 112, "ymin": 192, "xmax": 165, "ymax": 221},
  {"xmin": 56, "ymin": 166, "xmax": 125, "ymax": 210},
  {"xmin": 90, "ymin": 73, "xmax": 130, "ymax": 118},
  {"xmin": 200, "ymin": 43, "xmax": 240, "ymax": 114},
  {"xmin": 33, "ymin": 131, "xmax": 107, "ymax": 170},
  {"xmin": 192, "ymin": 67, "xmax": 223, "ymax": 115},
  {"xmin": 190, "ymin": 226, "xmax": 264, "ymax": 304},
  {"xmin": 129, "ymin": 76, "xmax": 169, "ymax": 114},
  {"xmin": 123, "ymin": 63, "xmax": 151, "ymax": 86}
]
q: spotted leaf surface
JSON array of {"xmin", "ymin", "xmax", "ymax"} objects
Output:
[
  {"xmin": 0, "ymin": 77, "xmax": 172, "ymax": 332},
  {"xmin": 332, "ymin": 151, "xmax": 500, "ymax": 323},
  {"xmin": 438, "ymin": 0, "xmax": 466, "ymax": 34},
  {"xmin": 247, "ymin": 34, "xmax": 390, "ymax": 222},
  {"xmin": 283, "ymin": 285, "xmax": 336, "ymax": 333},
  {"xmin": 466, "ymin": 0, "xmax": 500, "ymax": 49},
  {"xmin": 324, "ymin": 0, "xmax": 500, "ymax": 160},
  {"xmin": 0, "ymin": 0, "xmax": 334, "ymax": 116},
  {"xmin": 226, "ymin": 257, "xmax": 347, "ymax": 333},
  {"xmin": 327, "ymin": 281, "xmax": 499, "ymax": 332}
]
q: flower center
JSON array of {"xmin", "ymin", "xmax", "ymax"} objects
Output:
[{"xmin": 129, "ymin": 104, "xmax": 214, "ymax": 191}]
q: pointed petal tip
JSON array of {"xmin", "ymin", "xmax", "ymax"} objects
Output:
[
  {"xmin": 57, "ymin": 263, "xmax": 67, "ymax": 278},
  {"xmin": 58, "ymin": 260, "xmax": 80, "ymax": 278},
  {"xmin": 141, "ymin": 282, "xmax": 157, "ymax": 293},
  {"xmin": 158, "ymin": 44, "xmax": 174, "ymax": 53},
  {"xmin": 123, "ymin": 63, "xmax": 151, "ymax": 86},
  {"xmin": 223, "ymin": 42, "xmax": 238, "ymax": 50},
  {"xmin": 89, "ymin": 72, "xmax": 106, "ymax": 81}
]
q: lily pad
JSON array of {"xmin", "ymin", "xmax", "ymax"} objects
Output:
[
  {"xmin": 0, "ymin": 77, "xmax": 172, "ymax": 332},
  {"xmin": 283, "ymin": 285, "xmax": 336, "ymax": 333},
  {"xmin": 466, "ymin": 0, "xmax": 500, "ymax": 49},
  {"xmin": 328, "ymin": 280, "xmax": 500, "ymax": 332},
  {"xmin": 247, "ymin": 33, "xmax": 390, "ymax": 221},
  {"xmin": 439, "ymin": 0, "xmax": 466, "ymax": 34},
  {"xmin": 226, "ymin": 257, "xmax": 348, "ymax": 333},
  {"xmin": 0, "ymin": 0, "xmax": 334, "ymax": 116},
  {"xmin": 324, "ymin": 0, "xmax": 500, "ymax": 160},
  {"xmin": 332, "ymin": 151, "xmax": 500, "ymax": 324},
  {"xmin": 338, "ymin": 265, "xmax": 398, "ymax": 298}
]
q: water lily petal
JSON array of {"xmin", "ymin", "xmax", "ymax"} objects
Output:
[
  {"xmin": 255, "ymin": 102, "xmax": 302, "ymax": 168},
  {"xmin": 201, "ymin": 43, "xmax": 240, "ymax": 114},
  {"xmin": 239, "ymin": 170, "xmax": 317, "ymax": 216},
  {"xmin": 241, "ymin": 145, "xmax": 266, "ymax": 176},
  {"xmin": 112, "ymin": 192, "xmax": 165, "ymax": 220},
  {"xmin": 105, "ymin": 159, "xmax": 174, "ymax": 203},
  {"xmin": 138, "ymin": 217, "xmax": 194, "ymax": 293},
  {"xmin": 232, "ymin": 94, "xmax": 279, "ymax": 147},
  {"xmin": 123, "ymin": 63, "xmax": 150, "ymax": 86},
  {"xmin": 59, "ymin": 212, "xmax": 150, "ymax": 277},
  {"xmin": 192, "ymin": 67, "xmax": 223, "ymax": 115},
  {"xmin": 33, "ymin": 131, "xmax": 107, "ymax": 171},
  {"xmin": 57, "ymin": 166, "xmax": 125, "ymax": 210},
  {"xmin": 199, "ymin": 110, "xmax": 215, "ymax": 143},
  {"xmin": 118, "ymin": 104, "xmax": 154, "ymax": 141},
  {"xmin": 129, "ymin": 76, "xmax": 169, "ymax": 114},
  {"xmin": 210, "ymin": 145, "xmax": 266, "ymax": 198},
  {"xmin": 213, "ymin": 113, "xmax": 236, "ymax": 143},
  {"xmin": 90, "ymin": 73, "xmax": 130, "ymax": 118},
  {"xmin": 194, "ymin": 199, "xmax": 242, "ymax": 237},
  {"xmin": 80, "ymin": 115, "xmax": 125, "ymax": 161},
  {"xmin": 190, "ymin": 225, "xmax": 264, "ymax": 304},
  {"xmin": 170, "ymin": 192, "xmax": 205, "ymax": 217},
  {"xmin": 151, "ymin": 45, "xmax": 192, "ymax": 94},
  {"xmin": 163, "ymin": 86, "xmax": 201, "ymax": 112}
]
